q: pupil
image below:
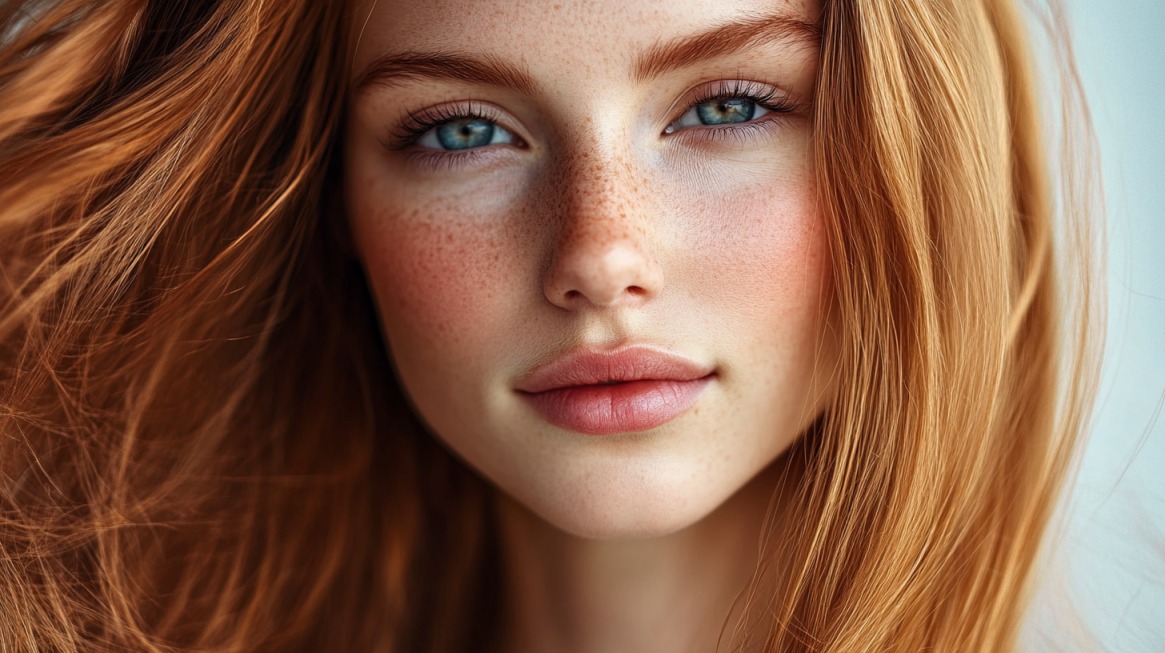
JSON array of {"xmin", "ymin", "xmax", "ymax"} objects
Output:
[
  {"xmin": 696, "ymin": 98, "xmax": 755, "ymax": 125},
  {"xmin": 437, "ymin": 119, "xmax": 494, "ymax": 150}
]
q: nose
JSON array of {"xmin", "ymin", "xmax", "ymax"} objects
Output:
[{"xmin": 542, "ymin": 154, "xmax": 664, "ymax": 311}]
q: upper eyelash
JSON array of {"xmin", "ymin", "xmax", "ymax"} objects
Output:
[
  {"xmin": 385, "ymin": 100, "xmax": 504, "ymax": 149},
  {"xmin": 682, "ymin": 80, "xmax": 796, "ymax": 117}
]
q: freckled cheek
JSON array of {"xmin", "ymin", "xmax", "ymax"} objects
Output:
[{"xmin": 351, "ymin": 206, "xmax": 514, "ymax": 352}]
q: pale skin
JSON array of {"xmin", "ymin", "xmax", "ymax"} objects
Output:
[{"xmin": 343, "ymin": 0, "xmax": 834, "ymax": 651}]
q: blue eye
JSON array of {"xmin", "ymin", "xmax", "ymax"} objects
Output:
[
  {"xmin": 434, "ymin": 118, "xmax": 493, "ymax": 150},
  {"xmin": 417, "ymin": 116, "xmax": 516, "ymax": 151},
  {"xmin": 663, "ymin": 80, "xmax": 797, "ymax": 135},
  {"xmin": 669, "ymin": 96, "xmax": 771, "ymax": 132},
  {"xmin": 695, "ymin": 98, "xmax": 760, "ymax": 125}
]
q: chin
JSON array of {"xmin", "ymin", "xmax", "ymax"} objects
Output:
[
  {"xmin": 507, "ymin": 463, "xmax": 740, "ymax": 541},
  {"xmin": 539, "ymin": 506, "xmax": 710, "ymax": 541}
]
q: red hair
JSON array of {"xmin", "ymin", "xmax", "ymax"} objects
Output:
[{"xmin": 0, "ymin": 1, "xmax": 1099, "ymax": 651}]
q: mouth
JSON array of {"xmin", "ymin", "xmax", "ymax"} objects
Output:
[{"xmin": 515, "ymin": 345, "xmax": 716, "ymax": 435}]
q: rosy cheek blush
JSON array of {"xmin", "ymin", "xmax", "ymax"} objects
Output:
[{"xmin": 357, "ymin": 208, "xmax": 511, "ymax": 346}]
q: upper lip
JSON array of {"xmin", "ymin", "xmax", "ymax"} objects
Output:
[{"xmin": 516, "ymin": 344, "xmax": 715, "ymax": 393}]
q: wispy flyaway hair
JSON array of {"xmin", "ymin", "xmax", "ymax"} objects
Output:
[{"xmin": 0, "ymin": 1, "xmax": 1099, "ymax": 651}]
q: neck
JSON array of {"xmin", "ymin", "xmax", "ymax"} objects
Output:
[{"xmin": 495, "ymin": 457, "xmax": 797, "ymax": 653}]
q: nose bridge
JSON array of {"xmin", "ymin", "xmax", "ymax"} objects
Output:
[
  {"xmin": 542, "ymin": 140, "xmax": 663, "ymax": 310},
  {"xmin": 561, "ymin": 148, "xmax": 640, "ymax": 254}
]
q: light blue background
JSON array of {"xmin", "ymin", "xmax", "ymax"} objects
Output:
[{"xmin": 1023, "ymin": 2, "xmax": 1165, "ymax": 651}]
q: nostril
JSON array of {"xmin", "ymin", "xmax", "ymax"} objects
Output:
[
  {"xmin": 557, "ymin": 284, "xmax": 648, "ymax": 307},
  {"xmin": 543, "ymin": 241, "xmax": 664, "ymax": 309}
]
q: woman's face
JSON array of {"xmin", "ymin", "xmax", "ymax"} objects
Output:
[{"xmin": 344, "ymin": 0, "xmax": 834, "ymax": 538}]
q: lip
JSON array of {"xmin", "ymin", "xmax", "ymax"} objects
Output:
[{"xmin": 515, "ymin": 345, "xmax": 715, "ymax": 435}]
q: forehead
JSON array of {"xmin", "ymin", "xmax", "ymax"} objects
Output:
[{"xmin": 350, "ymin": 0, "xmax": 821, "ymax": 82}]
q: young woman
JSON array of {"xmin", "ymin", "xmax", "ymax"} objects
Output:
[{"xmin": 0, "ymin": 0, "xmax": 1099, "ymax": 651}]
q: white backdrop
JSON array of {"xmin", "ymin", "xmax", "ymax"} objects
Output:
[{"xmin": 1023, "ymin": 2, "xmax": 1165, "ymax": 651}]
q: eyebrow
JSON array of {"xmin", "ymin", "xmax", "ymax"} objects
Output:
[
  {"xmin": 353, "ymin": 12, "xmax": 820, "ymax": 95},
  {"xmin": 354, "ymin": 52, "xmax": 539, "ymax": 95},
  {"xmin": 633, "ymin": 13, "xmax": 821, "ymax": 82}
]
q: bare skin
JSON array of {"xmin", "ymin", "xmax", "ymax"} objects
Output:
[
  {"xmin": 343, "ymin": 1, "xmax": 831, "ymax": 651},
  {"xmin": 495, "ymin": 458, "xmax": 802, "ymax": 653}
]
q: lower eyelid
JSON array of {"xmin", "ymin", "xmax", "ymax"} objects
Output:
[
  {"xmin": 666, "ymin": 98, "xmax": 788, "ymax": 135},
  {"xmin": 671, "ymin": 115, "xmax": 790, "ymax": 146},
  {"xmin": 402, "ymin": 142, "xmax": 524, "ymax": 172}
]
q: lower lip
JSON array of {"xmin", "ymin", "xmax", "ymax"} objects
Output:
[{"xmin": 519, "ymin": 376, "xmax": 713, "ymax": 435}]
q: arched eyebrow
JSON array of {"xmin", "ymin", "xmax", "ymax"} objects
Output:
[
  {"xmin": 353, "ymin": 12, "xmax": 820, "ymax": 95},
  {"xmin": 633, "ymin": 13, "xmax": 821, "ymax": 82},
  {"xmin": 354, "ymin": 52, "xmax": 539, "ymax": 95}
]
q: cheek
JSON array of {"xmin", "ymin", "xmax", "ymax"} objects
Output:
[
  {"xmin": 675, "ymin": 169, "xmax": 837, "ymax": 440},
  {"xmin": 684, "ymin": 175, "xmax": 831, "ymax": 334},
  {"xmin": 348, "ymin": 196, "xmax": 512, "ymax": 352}
]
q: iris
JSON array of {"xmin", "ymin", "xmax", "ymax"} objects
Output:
[
  {"xmin": 695, "ymin": 98, "xmax": 756, "ymax": 125},
  {"xmin": 436, "ymin": 118, "xmax": 495, "ymax": 150}
]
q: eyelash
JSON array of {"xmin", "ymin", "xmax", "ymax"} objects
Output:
[
  {"xmin": 671, "ymin": 80, "xmax": 796, "ymax": 145},
  {"xmin": 384, "ymin": 80, "xmax": 797, "ymax": 169},
  {"xmin": 391, "ymin": 100, "xmax": 507, "ymax": 145},
  {"xmin": 382, "ymin": 101, "xmax": 514, "ymax": 170},
  {"xmin": 684, "ymin": 81, "xmax": 795, "ymax": 121}
]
